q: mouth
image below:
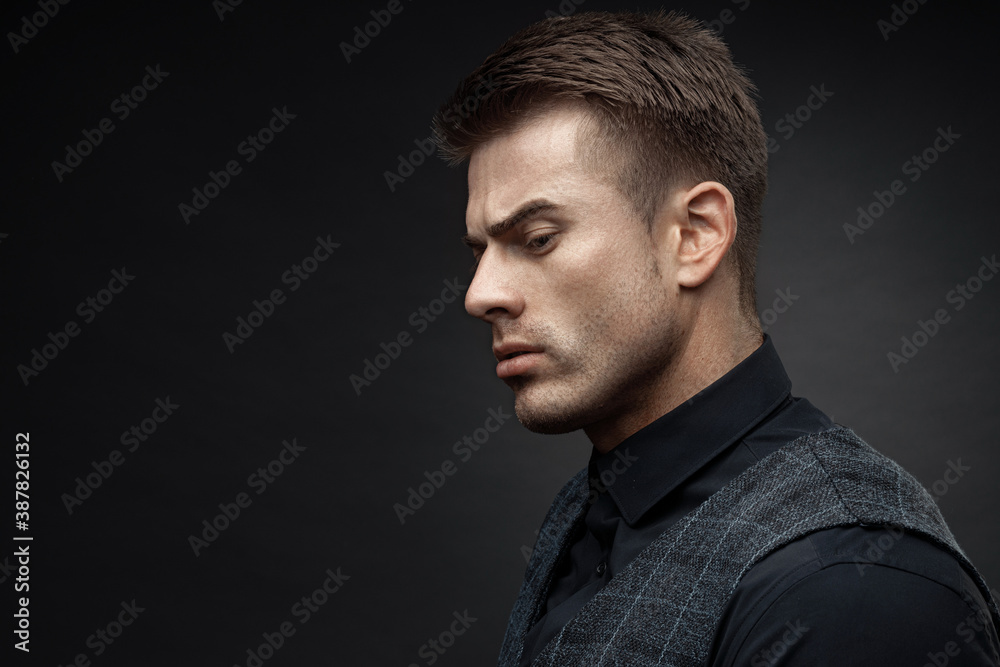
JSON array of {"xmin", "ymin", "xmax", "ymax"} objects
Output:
[
  {"xmin": 493, "ymin": 343, "xmax": 544, "ymax": 363},
  {"xmin": 493, "ymin": 343, "xmax": 545, "ymax": 379}
]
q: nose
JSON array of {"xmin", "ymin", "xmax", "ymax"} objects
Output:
[{"xmin": 464, "ymin": 247, "xmax": 524, "ymax": 322}]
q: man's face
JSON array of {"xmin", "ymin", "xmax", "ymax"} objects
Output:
[{"xmin": 464, "ymin": 104, "xmax": 685, "ymax": 438}]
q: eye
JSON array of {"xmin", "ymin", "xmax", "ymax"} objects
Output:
[
  {"xmin": 525, "ymin": 234, "xmax": 556, "ymax": 252},
  {"xmin": 469, "ymin": 250, "xmax": 483, "ymax": 275}
]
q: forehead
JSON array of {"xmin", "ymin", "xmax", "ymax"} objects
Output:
[{"xmin": 465, "ymin": 104, "xmax": 600, "ymax": 230}]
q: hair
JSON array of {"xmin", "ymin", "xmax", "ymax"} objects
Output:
[{"xmin": 431, "ymin": 10, "xmax": 768, "ymax": 317}]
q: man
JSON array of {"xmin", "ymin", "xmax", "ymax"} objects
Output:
[{"xmin": 432, "ymin": 10, "xmax": 1000, "ymax": 666}]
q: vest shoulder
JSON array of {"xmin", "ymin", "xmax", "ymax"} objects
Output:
[{"xmin": 780, "ymin": 425, "xmax": 944, "ymax": 526}]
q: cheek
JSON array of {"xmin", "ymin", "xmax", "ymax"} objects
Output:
[
  {"xmin": 544, "ymin": 243, "xmax": 652, "ymax": 335},
  {"xmin": 537, "ymin": 251, "xmax": 617, "ymax": 323},
  {"xmin": 557, "ymin": 227, "xmax": 639, "ymax": 289},
  {"xmin": 569, "ymin": 239, "xmax": 658, "ymax": 306},
  {"xmin": 523, "ymin": 217, "xmax": 657, "ymax": 321}
]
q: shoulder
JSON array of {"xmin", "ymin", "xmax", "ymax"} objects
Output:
[{"xmin": 710, "ymin": 525, "xmax": 1000, "ymax": 666}]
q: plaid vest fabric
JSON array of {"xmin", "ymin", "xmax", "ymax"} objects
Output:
[{"xmin": 499, "ymin": 426, "xmax": 1000, "ymax": 666}]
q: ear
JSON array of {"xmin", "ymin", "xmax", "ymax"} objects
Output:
[{"xmin": 674, "ymin": 181, "xmax": 737, "ymax": 288}]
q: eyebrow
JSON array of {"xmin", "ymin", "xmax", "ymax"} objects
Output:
[{"xmin": 462, "ymin": 200, "xmax": 559, "ymax": 248}]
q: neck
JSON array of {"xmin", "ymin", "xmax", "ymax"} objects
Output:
[{"xmin": 584, "ymin": 316, "xmax": 762, "ymax": 454}]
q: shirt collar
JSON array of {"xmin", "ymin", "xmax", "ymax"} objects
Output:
[{"xmin": 590, "ymin": 334, "xmax": 792, "ymax": 526}]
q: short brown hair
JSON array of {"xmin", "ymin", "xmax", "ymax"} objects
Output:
[{"xmin": 432, "ymin": 10, "xmax": 768, "ymax": 316}]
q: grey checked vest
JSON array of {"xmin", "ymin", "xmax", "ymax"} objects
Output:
[{"xmin": 498, "ymin": 426, "xmax": 1000, "ymax": 666}]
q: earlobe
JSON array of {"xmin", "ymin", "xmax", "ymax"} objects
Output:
[{"xmin": 676, "ymin": 181, "xmax": 737, "ymax": 288}]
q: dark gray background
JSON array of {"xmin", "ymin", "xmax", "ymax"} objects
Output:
[{"xmin": 2, "ymin": 0, "xmax": 997, "ymax": 664}]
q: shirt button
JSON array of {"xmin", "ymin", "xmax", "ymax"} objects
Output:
[{"xmin": 596, "ymin": 561, "xmax": 607, "ymax": 577}]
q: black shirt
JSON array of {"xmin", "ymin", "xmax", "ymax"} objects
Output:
[{"xmin": 519, "ymin": 335, "xmax": 1000, "ymax": 665}]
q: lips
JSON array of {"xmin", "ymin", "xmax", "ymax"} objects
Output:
[
  {"xmin": 493, "ymin": 342, "xmax": 544, "ymax": 379},
  {"xmin": 493, "ymin": 343, "xmax": 544, "ymax": 363}
]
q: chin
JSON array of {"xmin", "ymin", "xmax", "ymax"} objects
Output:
[{"xmin": 509, "ymin": 377, "xmax": 596, "ymax": 434}]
